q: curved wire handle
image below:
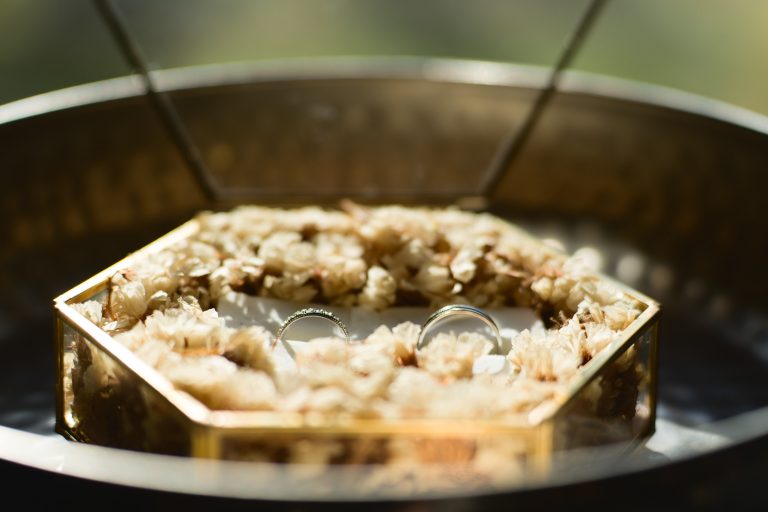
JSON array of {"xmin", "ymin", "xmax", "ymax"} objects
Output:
[
  {"xmin": 94, "ymin": 0, "xmax": 607, "ymax": 205},
  {"xmin": 93, "ymin": 0, "xmax": 217, "ymax": 201},
  {"xmin": 478, "ymin": 0, "xmax": 608, "ymax": 199}
]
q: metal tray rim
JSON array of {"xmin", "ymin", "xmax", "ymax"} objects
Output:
[{"xmin": 1, "ymin": 56, "xmax": 764, "ymax": 501}]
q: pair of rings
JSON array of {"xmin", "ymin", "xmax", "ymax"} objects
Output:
[{"xmin": 274, "ymin": 304, "xmax": 503, "ymax": 353}]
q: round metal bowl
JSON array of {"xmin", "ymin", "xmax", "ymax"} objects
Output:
[{"xmin": 1, "ymin": 58, "xmax": 767, "ymax": 508}]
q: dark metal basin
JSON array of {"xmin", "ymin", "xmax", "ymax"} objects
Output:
[{"xmin": 1, "ymin": 58, "xmax": 767, "ymax": 508}]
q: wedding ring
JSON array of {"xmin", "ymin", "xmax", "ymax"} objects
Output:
[
  {"xmin": 273, "ymin": 307, "xmax": 350, "ymax": 348},
  {"xmin": 417, "ymin": 304, "xmax": 502, "ymax": 353}
]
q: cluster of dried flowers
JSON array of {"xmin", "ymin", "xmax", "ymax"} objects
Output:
[{"xmin": 75, "ymin": 203, "xmax": 644, "ymax": 425}]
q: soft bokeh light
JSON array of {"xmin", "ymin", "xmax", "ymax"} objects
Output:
[{"xmin": 1, "ymin": 0, "xmax": 767, "ymax": 114}]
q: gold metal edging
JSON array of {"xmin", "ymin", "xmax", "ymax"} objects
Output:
[
  {"xmin": 55, "ymin": 301, "xmax": 211, "ymax": 425},
  {"xmin": 53, "ymin": 311, "xmax": 67, "ymax": 439},
  {"xmin": 205, "ymin": 415, "xmax": 534, "ymax": 436},
  {"xmin": 54, "ymin": 211, "xmax": 661, "ymax": 449},
  {"xmin": 501, "ymin": 226, "xmax": 662, "ymax": 427},
  {"xmin": 645, "ymin": 319, "xmax": 661, "ymax": 438},
  {"xmin": 54, "ymin": 220, "xmax": 200, "ymax": 305},
  {"xmin": 548, "ymin": 303, "xmax": 661, "ymax": 421},
  {"xmin": 191, "ymin": 427, "xmax": 221, "ymax": 459}
]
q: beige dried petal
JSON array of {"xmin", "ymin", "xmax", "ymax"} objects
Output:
[
  {"xmin": 416, "ymin": 332, "xmax": 493, "ymax": 380},
  {"xmin": 283, "ymin": 241, "xmax": 316, "ymax": 273},
  {"xmin": 602, "ymin": 303, "xmax": 640, "ymax": 330},
  {"xmin": 359, "ymin": 266, "xmax": 396, "ymax": 310},
  {"xmin": 102, "ymin": 318, "xmax": 135, "ymax": 335},
  {"xmin": 142, "ymin": 305, "xmax": 230, "ymax": 350},
  {"xmin": 223, "ymin": 326, "xmax": 275, "ymax": 377},
  {"xmin": 508, "ymin": 319, "xmax": 584, "ymax": 382},
  {"xmin": 281, "ymin": 386, "xmax": 356, "ymax": 415},
  {"xmin": 145, "ymin": 290, "xmax": 171, "ymax": 314},
  {"xmin": 385, "ymin": 367, "xmax": 442, "ymax": 414},
  {"xmin": 72, "ymin": 300, "xmax": 103, "ymax": 326},
  {"xmin": 299, "ymin": 361, "xmax": 356, "ymax": 392},
  {"xmin": 530, "ymin": 277, "xmax": 554, "ymax": 301},
  {"xmin": 346, "ymin": 347, "xmax": 396, "ymax": 400},
  {"xmin": 577, "ymin": 299, "xmax": 605, "ymax": 323},
  {"xmin": 309, "ymin": 387, "xmax": 365, "ymax": 414},
  {"xmin": 132, "ymin": 339, "xmax": 177, "ymax": 367},
  {"xmin": 592, "ymin": 280, "xmax": 624, "ymax": 305},
  {"xmin": 320, "ymin": 257, "xmax": 366, "ymax": 298},
  {"xmin": 161, "ymin": 356, "xmax": 276, "ymax": 410},
  {"xmin": 262, "ymin": 273, "xmax": 316, "ymax": 302},
  {"xmin": 128, "ymin": 251, "xmax": 180, "ymax": 299},
  {"xmin": 314, "ymin": 232, "xmax": 364, "ymax": 259},
  {"xmin": 365, "ymin": 322, "xmax": 419, "ymax": 364},
  {"xmin": 412, "ymin": 264, "xmax": 453, "ymax": 296},
  {"xmin": 208, "ymin": 271, "xmax": 236, "ymax": 301},
  {"xmin": 584, "ymin": 322, "xmax": 619, "ymax": 355},
  {"xmin": 109, "ymin": 276, "xmax": 147, "ymax": 321},
  {"xmin": 294, "ymin": 337, "xmax": 350, "ymax": 367},
  {"xmin": 258, "ymin": 231, "xmax": 302, "ymax": 272},
  {"xmin": 391, "ymin": 322, "xmax": 420, "ymax": 362},
  {"xmin": 450, "ymin": 239, "xmax": 491, "ymax": 283},
  {"xmin": 288, "ymin": 284, "xmax": 318, "ymax": 303},
  {"xmin": 382, "ymin": 238, "xmax": 431, "ymax": 270},
  {"xmin": 112, "ymin": 321, "xmax": 148, "ymax": 350}
]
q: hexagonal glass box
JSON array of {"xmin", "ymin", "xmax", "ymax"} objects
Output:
[{"xmin": 54, "ymin": 213, "xmax": 660, "ymax": 481}]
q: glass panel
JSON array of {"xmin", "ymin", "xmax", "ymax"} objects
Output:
[
  {"xmin": 214, "ymin": 428, "xmax": 539, "ymax": 490},
  {"xmin": 551, "ymin": 319, "xmax": 658, "ymax": 451},
  {"xmin": 58, "ymin": 316, "xmax": 192, "ymax": 456},
  {"xmin": 53, "ymin": 213, "xmax": 659, "ymax": 478},
  {"xmin": 58, "ymin": 316, "xmax": 77, "ymax": 434}
]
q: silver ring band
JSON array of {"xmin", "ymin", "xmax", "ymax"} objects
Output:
[
  {"xmin": 273, "ymin": 307, "xmax": 350, "ymax": 347},
  {"xmin": 417, "ymin": 304, "xmax": 502, "ymax": 353}
]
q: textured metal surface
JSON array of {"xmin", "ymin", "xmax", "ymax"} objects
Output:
[{"xmin": 1, "ymin": 59, "xmax": 767, "ymax": 506}]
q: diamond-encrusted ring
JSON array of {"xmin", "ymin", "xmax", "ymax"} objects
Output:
[
  {"xmin": 273, "ymin": 307, "xmax": 350, "ymax": 348},
  {"xmin": 417, "ymin": 304, "xmax": 502, "ymax": 353}
]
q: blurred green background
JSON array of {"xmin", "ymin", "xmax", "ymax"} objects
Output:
[{"xmin": 1, "ymin": 0, "xmax": 767, "ymax": 114}]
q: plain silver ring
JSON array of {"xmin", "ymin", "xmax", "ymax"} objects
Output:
[
  {"xmin": 417, "ymin": 304, "xmax": 502, "ymax": 353},
  {"xmin": 273, "ymin": 307, "xmax": 350, "ymax": 348}
]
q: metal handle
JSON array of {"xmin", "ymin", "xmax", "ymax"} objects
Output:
[
  {"xmin": 94, "ymin": 0, "xmax": 607, "ymax": 205},
  {"xmin": 479, "ymin": 0, "xmax": 608, "ymax": 198},
  {"xmin": 93, "ymin": 0, "xmax": 218, "ymax": 201}
]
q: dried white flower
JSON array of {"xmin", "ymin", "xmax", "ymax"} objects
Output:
[
  {"xmin": 366, "ymin": 321, "xmax": 420, "ymax": 365},
  {"xmin": 108, "ymin": 274, "xmax": 147, "ymax": 321},
  {"xmin": 508, "ymin": 318, "xmax": 585, "ymax": 382},
  {"xmin": 320, "ymin": 257, "xmax": 366, "ymax": 299},
  {"xmin": 140, "ymin": 302, "xmax": 230, "ymax": 351},
  {"xmin": 450, "ymin": 238, "xmax": 490, "ymax": 283},
  {"xmin": 583, "ymin": 322, "xmax": 619, "ymax": 355},
  {"xmin": 88, "ymin": 203, "xmax": 650, "ymax": 430},
  {"xmin": 72, "ymin": 300, "xmax": 103, "ymax": 325},
  {"xmin": 359, "ymin": 266, "xmax": 396, "ymax": 310},
  {"xmin": 162, "ymin": 356, "xmax": 277, "ymax": 411},
  {"xmin": 412, "ymin": 264, "xmax": 453, "ymax": 298},
  {"xmin": 223, "ymin": 326, "xmax": 275, "ymax": 377},
  {"xmin": 262, "ymin": 273, "xmax": 316, "ymax": 302},
  {"xmin": 258, "ymin": 231, "xmax": 302, "ymax": 272},
  {"xmin": 416, "ymin": 332, "xmax": 494, "ymax": 380}
]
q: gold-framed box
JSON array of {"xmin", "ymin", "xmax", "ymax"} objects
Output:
[{"xmin": 54, "ymin": 217, "xmax": 660, "ymax": 481}]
